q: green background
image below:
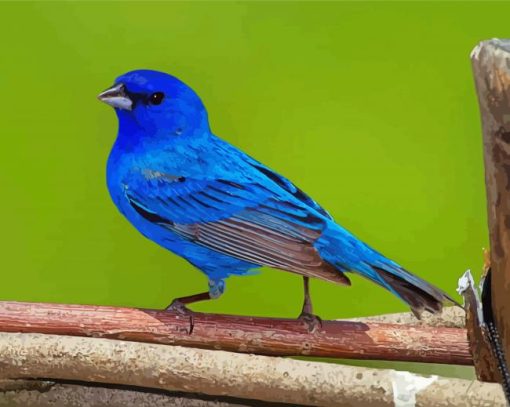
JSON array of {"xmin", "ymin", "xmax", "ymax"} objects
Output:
[{"xmin": 1, "ymin": 1, "xmax": 506, "ymax": 378}]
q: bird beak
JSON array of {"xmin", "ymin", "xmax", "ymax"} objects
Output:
[{"xmin": 97, "ymin": 83, "xmax": 133, "ymax": 111}]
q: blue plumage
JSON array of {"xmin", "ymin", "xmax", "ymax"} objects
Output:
[{"xmin": 100, "ymin": 70, "xmax": 453, "ymax": 317}]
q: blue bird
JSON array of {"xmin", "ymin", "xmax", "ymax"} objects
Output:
[{"xmin": 99, "ymin": 69, "xmax": 454, "ymax": 325}]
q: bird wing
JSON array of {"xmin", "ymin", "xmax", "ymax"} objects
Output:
[{"xmin": 125, "ymin": 169, "xmax": 350, "ymax": 285}]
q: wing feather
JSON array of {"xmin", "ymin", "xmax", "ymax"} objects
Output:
[{"xmin": 126, "ymin": 170, "xmax": 350, "ymax": 285}]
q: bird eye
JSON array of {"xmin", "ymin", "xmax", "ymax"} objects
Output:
[{"xmin": 149, "ymin": 92, "xmax": 165, "ymax": 105}]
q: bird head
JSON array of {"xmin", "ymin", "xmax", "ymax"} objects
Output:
[{"xmin": 98, "ymin": 70, "xmax": 209, "ymax": 137}]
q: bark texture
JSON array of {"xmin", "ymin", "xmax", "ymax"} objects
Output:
[
  {"xmin": 348, "ymin": 306, "xmax": 465, "ymax": 328},
  {"xmin": 0, "ymin": 382, "xmax": 250, "ymax": 407},
  {"xmin": 0, "ymin": 301, "xmax": 470, "ymax": 365},
  {"xmin": 472, "ymin": 38, "xmax": 510, "ymax": 385},
  {"xmin": 0, "ymin": 333, "xmax": 504, "ymax": 407},
  {"xmin": 458, "ymin": 270, "xmax": 500, "ymax": 382}
]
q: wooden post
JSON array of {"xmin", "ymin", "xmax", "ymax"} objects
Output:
[
  {"xmin": 471, "ymin": 39, "xmax": 510, "ymax": 384},
  {"xmin": 458, "ymin": 269, "xmax": 500, "ymax": 381}
]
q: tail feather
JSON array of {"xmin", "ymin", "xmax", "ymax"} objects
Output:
[
  {"xmin": 373, "ymin": 266, "xmax": 454, "ymax": 318},
  {"xmin": 315, "ymin": 226, "xmax": 457, "ymax": 317}
]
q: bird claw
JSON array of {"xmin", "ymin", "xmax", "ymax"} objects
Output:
[
  {"xmin": 165, "ymin": 299, "xmax": 190, "ymax": 314},
  {"xmin": 298, "ymin": 312, "xmax": 322, "ymax": 333},
  {"xmin": 164, "ymin": 300, "xmax": 195, "ymax": 335}
]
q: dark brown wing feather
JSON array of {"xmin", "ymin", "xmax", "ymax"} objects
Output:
[{"xmin": 169, "ymin": 214, "xmax": 350, "ymax": 286}]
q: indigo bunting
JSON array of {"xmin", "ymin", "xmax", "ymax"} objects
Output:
[{"xmin": 99, "ymin": 70, "xmax": 453, "ymax": 324}]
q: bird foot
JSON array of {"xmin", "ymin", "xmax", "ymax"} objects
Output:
[
  {"xmin": 165, "ymin": 299, "xmax": 191, "ymax": 314},
  {"xmin": 297, "ymin": 312, "xmax": 322, "ymax": 333},
  {"xmin": 164, "ymin": 300, "xmax": 194, "ymax": 334}
]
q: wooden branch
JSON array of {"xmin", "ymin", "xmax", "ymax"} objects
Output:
[
  {"xmin": 0, "ymin": 379, "xmax": 55, "ymax": 393},
  {"xmin": 0, "ymin": 381, "xmax": 248, "ymax": 407},
  {"xmin": 348, "ymin": 305, "xmax": 465, "ymax": 328},
  {"xmin": 0, "ymin": 333, "xmax": 504, "ymax": 407},
  {"xmin": 472, "ymin": 39, "xmax": 510, "ymax": 386},
  {"xmin": 0, "ymin": 301, "xmax": 470, "ymax": 365}
]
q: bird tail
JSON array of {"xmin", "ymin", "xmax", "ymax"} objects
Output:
[
  {"xmin": 369, "ymin": 263, "xmax": 457, "ymax": 318},
  {"xmin": 316, "ymin": 229, "xmax": 457, "ymax": 318}
]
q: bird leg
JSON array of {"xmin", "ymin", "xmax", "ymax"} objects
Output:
[
  {"xmin": 165, "ymin": 278, "xmax": 224, "ymax": 314},
  {"xmin": 165, "ymin": 291, "xmax": 211, "ymax": 314},
  {"xmin": 297, "ymin": 276, "xmax": 322, "ymax": 333},
  {"xmin": 164, "ymin": 291, "xmax": 212, "ymax": 335}
]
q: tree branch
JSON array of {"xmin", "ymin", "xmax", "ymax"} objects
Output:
[
  {"xmin": 348, "ymin": 305, "xmax": 465, "ymax": 328},
  {"xmin": 0, "ymin": 301, "xmax": 470, "ymax": 365},
  {"xmin": 0, "ymin": 333, "xmax": 503, "ymax": 407},
  {"xmin": 0, "ymin": 381, "xmax": 252, "ymax": 407}
]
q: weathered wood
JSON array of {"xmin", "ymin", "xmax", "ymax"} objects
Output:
[
  {"xmin": 0, "ymin": 333, "xmax": 504, "ymax": 407},
  {"xmin": 0, "ymin": 381, "xmax": 252, "ymax": 407},
  {"xmin": 472, "ymin": 39, "xmax": 510, "ymax": 385},
  {"xmin": 0, "ymin": 301, "xmax": 470, "ymax": 365},
  {"xmin": 348, "ymin": 305, "xmax": 465, "ymax": 328},
  {"xmin": 458, "ymin": 269, "xmax": 500, "ymax": 382}
]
